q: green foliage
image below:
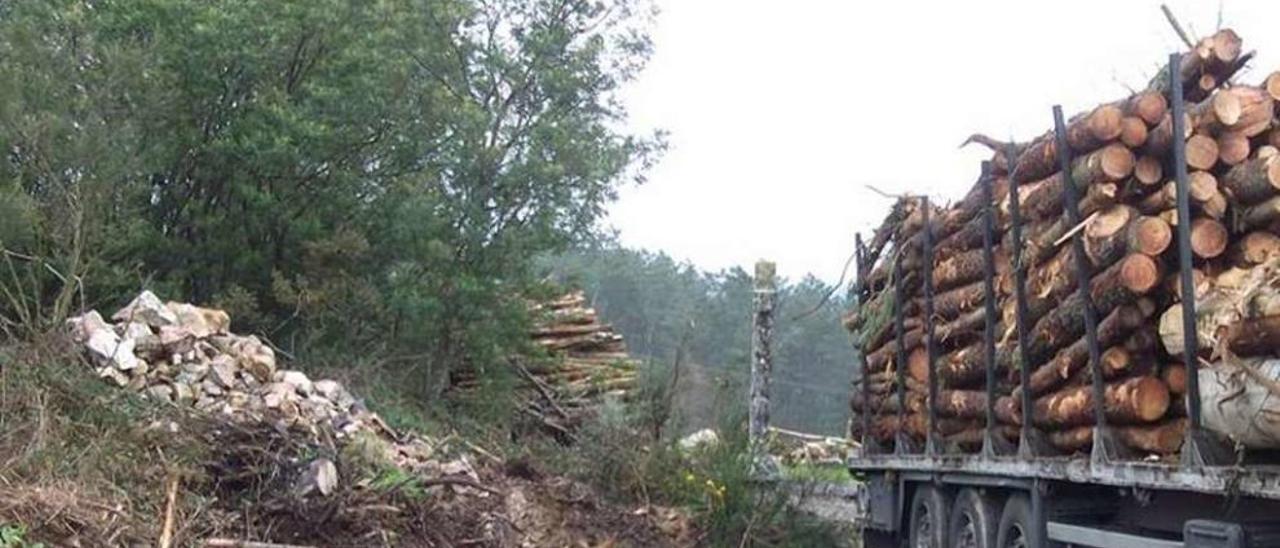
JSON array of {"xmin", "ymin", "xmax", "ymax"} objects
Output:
[
  {"xmin": 0, "ymin": 0, "xmax": 662, "ymax": 398},
  {"xmin": 0, "ymin": 524, "xmax": 44, "ymax": 548}
]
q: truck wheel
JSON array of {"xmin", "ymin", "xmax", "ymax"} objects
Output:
[
  {"xmin": 995, "ymin": 494, "xmax": 1035, "ymax": 548},
  {"xmin": 948, "ymin": 488, "xmax": 999, "ymax": 548},
  {"xmin": 909, "ymin": 485, "xmax": 951, "ymax": 548}
]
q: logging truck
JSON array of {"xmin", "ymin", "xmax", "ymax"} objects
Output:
[{"xmin": 845, "ymin": 28, "xmax": 1280, "ymax": 548}]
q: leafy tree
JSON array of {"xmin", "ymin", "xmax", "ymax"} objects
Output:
[{"xmin": 0, "ymin": 0, "xmax": 662, "ymax": 397}]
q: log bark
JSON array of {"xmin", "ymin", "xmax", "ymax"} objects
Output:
[
  {"xmin": 1018, "ymin": 144, "xmax": 1134, "ymax": 222},
  {"xmin": 1011, "ymin": 105, "xmax": 1125, "ymax": 184},
  {"xmin": 1147, "ymin": 29, "xmax": 1244, "ymax": 103},
  {"xmin": 1239, "ymin": 195, "xmax": 1280, "ymax": 230},
  {"xmin": 1142, "ymin": 112, "xmax": 1193, "ymax": 158},
  {"xmin": 1031, "ymin": 376, "xmax": 1170, "ymax": 428},
  {"xmin": 933, "ymin": 280, "xmax": 986, "ymax": 321},
  {"xmin": 1221, "ymin": 155, "xmax": 1280, "ymax": 205},
  {"xmin": 1020, "ymin": 254, "xmax": 1160, "ymax": 368},
  {"xmin": 1048, "ymin": 418, "xmax": 1187, "ymax": 454},
  {"xmin": 933, "ymin": 248, "xmax": 986, "ymax": 292},
  {"xmin": 1015, "ymin": 304, "xmax": 1147, "ymax": 400},
  {"xmin": 1084, "ymin": 206, "xmax": 1172, "ymax": 266},
  {"xmin": 1223, "ymin": 315, "xmax": 1280, "ymax": 357},
  {"xmin": 1231, "ymin": 231, "xmax": 1280, "ymax": 266},
  {"xmin": 1137, "ymin": 172, "xmax": 1224, "ymax": 218}
]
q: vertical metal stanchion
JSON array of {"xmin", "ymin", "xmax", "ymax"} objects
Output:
[
  {"xmin": 855, "ymin": 236, "xmax": 874, "ymax": 453},
  {"xmin": 979, "ymin": 162, "xmax": 1013, "ymax": 457},
  {"xmin": 893, "ymin": 245, "xmax": 916, "ymax": 454},
  {"xmin": 855, "ymin": 235, "xmax": 875, "ymax": 453},
  {"xmin": 1052, "ymin": 105, "xmax": 1124, "ymax": 464},
  {"xmin": 1006, "ymin": 145, "xmax": 1054, "ymax": 457},
  {"xmin": 922, "ymin": 198, "xmax": 944, "ymax": 455},
  {"xmin": 1167, "ymin": 53, "xmax": 1232, "ymax": 467}
]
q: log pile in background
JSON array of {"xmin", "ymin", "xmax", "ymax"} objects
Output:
[
  {"xmin": 525, "ymin": 291, "xmax": 640, "ymax": 429},
  {"xmin": 455, "ymin": 290, "xmax": 640, "ymax": 437},
  {"xmin": 848, "ymin": 28, "xmax": 1280, "ymax": 458}
]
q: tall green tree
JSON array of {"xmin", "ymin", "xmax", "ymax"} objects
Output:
[{"xmin": 0, "ymin": 0, "xmax": 661, "ymax": 395}]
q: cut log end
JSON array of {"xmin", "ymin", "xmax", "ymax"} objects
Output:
[
  {"xmin": 1186, "ymin": 134, "xmax": 1220, "ymax": 171},
  {"xmin": 1099, "ymin": 144, "xmax": 1137, "ymax": 180},
  {"xmin": 1120, "ymin": 116, "xmax": 1148, "ymax": 148},
  {"xmin": 1132, "ymin": 216, "xmax": 1173, "ymax": 257},
  {"xmin": 1119, "ymin": 254, "xmax": 1161, "ymax": 294},
  {"xmin": 1190, "ymin": 218, "xmax": 1229, "ymax": 259},
  {"xmin": 1135, "ymin": 156, "xmax": 1164, "ymax": 186},
  {"xmin": 1131, "ymin": 376, "xmax": 1172, "ymax": 423},
  {"xmin": 1089, "ymin": 105, "xmax": 1125, "ymax": 142},
  {"xmin": 1267, "ymin": 72, "xmax": 1280, "ymax": 103}
]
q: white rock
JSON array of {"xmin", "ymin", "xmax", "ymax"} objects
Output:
[
  {"xmin": 679, "ymin": 429, "xmax": 720, "ymax": 452},
  {"xmin": 179, "ymin": 360, "xmax": 209, "ymax": 379},
  {"xmin": 280, "ymin": 370, "xmax": 313, "ymax": 395},
  {"xmin": 112, "ymin": 291, "xmax": 178, "ymax": 328},
  {"xmin": 173, "ymin": 382, "xmax": 195, "ymax": 405},
  {"xmin": 209, "ymin": 355, "xmax": 238, "ymax": 388},
  {"xmin": 86, "ymin": 329, "xmax": 141, "ymax": 371},
  {"xmin": 144, "ymin": 384, "xmax": 174, "ymax": 402},
  {"xmin": 66, "ymin": 311, "xmax": 111, "ymax": 343},
  {"xmin": 201, "ymin": 379, "xmax": 224, "ymax": 397},
  {"xmin": 165, "ymin": 302, "xmax": 231, "ymax": 338},
  {"xmin": 96, "ymin": 366, "xmax": 130, "ymax": 387}
]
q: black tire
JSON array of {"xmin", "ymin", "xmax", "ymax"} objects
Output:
[
  {"xmin": 908, "ymin": 484, "xmax": 951, "ymax": 548},
  {"xmin": 995, "ymin": 494, "xmax": 1036, "ymax": 548},
  {"xmin": 948, "ymin": 488, "xmax": 1000, "ymax": 548}
]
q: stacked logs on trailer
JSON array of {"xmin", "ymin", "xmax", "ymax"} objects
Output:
[{"xmin": 847, "ymin": 28, "xmax": 1280, "ymax": 458}]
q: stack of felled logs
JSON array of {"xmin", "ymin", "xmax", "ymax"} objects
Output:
[
  {"xmin": 848, "ymin": 28, "xmax": 1280, "ymax": 457},
  {"xmin": 523, "ymin": 291, "xmax": 640, "ymax": 434}
]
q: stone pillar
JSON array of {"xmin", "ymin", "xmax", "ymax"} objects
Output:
[{"xmin": 749, "ymin": 260, "xmax": 777, "ymax": 462}]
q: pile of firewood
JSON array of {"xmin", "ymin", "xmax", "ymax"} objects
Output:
[
  {"xmin": 847, "ymin": 28, "xmax": 1280, "ymax": 457},
  {"xmin": 455, "ymin": 291, "xmax": 640, "ymax": 436}
]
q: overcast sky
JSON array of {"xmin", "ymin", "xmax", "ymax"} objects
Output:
[{"xmin": 605, "ymin": 0, "xmax": 1280, "ymax": 283}]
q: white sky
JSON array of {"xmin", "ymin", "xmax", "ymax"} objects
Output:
[{"xmin": 606, "ymin": 0, "xmax": 1280, "ymax": 282}]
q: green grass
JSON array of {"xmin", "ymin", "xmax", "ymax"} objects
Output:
[{"xmin": 781, "ymin": 463, "xmax": 856, "ymax": 484}]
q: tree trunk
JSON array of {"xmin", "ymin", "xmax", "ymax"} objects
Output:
[
  {"xmin": 1047, "ymin": 418, "xmax": 1187, "ymax": 454},
  {"xmin": 1142, "ymin": 112, "xmax": 1193, "ymax": 158},
  {"xmin": 1018, "ymin": 144, "xmax": 1134, "ymax": 222},
  {"xmin": 933, "ymin": 280, "xmax": 986, "ymax": 321},
  {"xmin": 1161, "ymin": 363, "xmax": 1188, "ymax": 396},
  {"xmin": 1231, "ymin": 231, "xmax": 1280, "ymax": 266},
  {"xmin": 1221, "ymin": 155, "xmax": 1280, "ymax": 205},
  {"xmin": 1031, "ymin": 376, "xmax": 1170, "ymax": 428},
  {"xmin": 934, "ymin": 248, "xmax": 986, "ymax": 292},
  {"xmin": 1239, "ymin": 195, "xmax": 1280, "ymax": 230},
  {"xmin": 1084, "ymin": 206, "xmax": 1172, "ymax": 266},
  {"xmin": 1016, "ymin": 304, "xmax": 1147, "ymax": 400},
  {"xmin": 1011, "ymin": 105, "xmax": 1125, "ymax": 184}
]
